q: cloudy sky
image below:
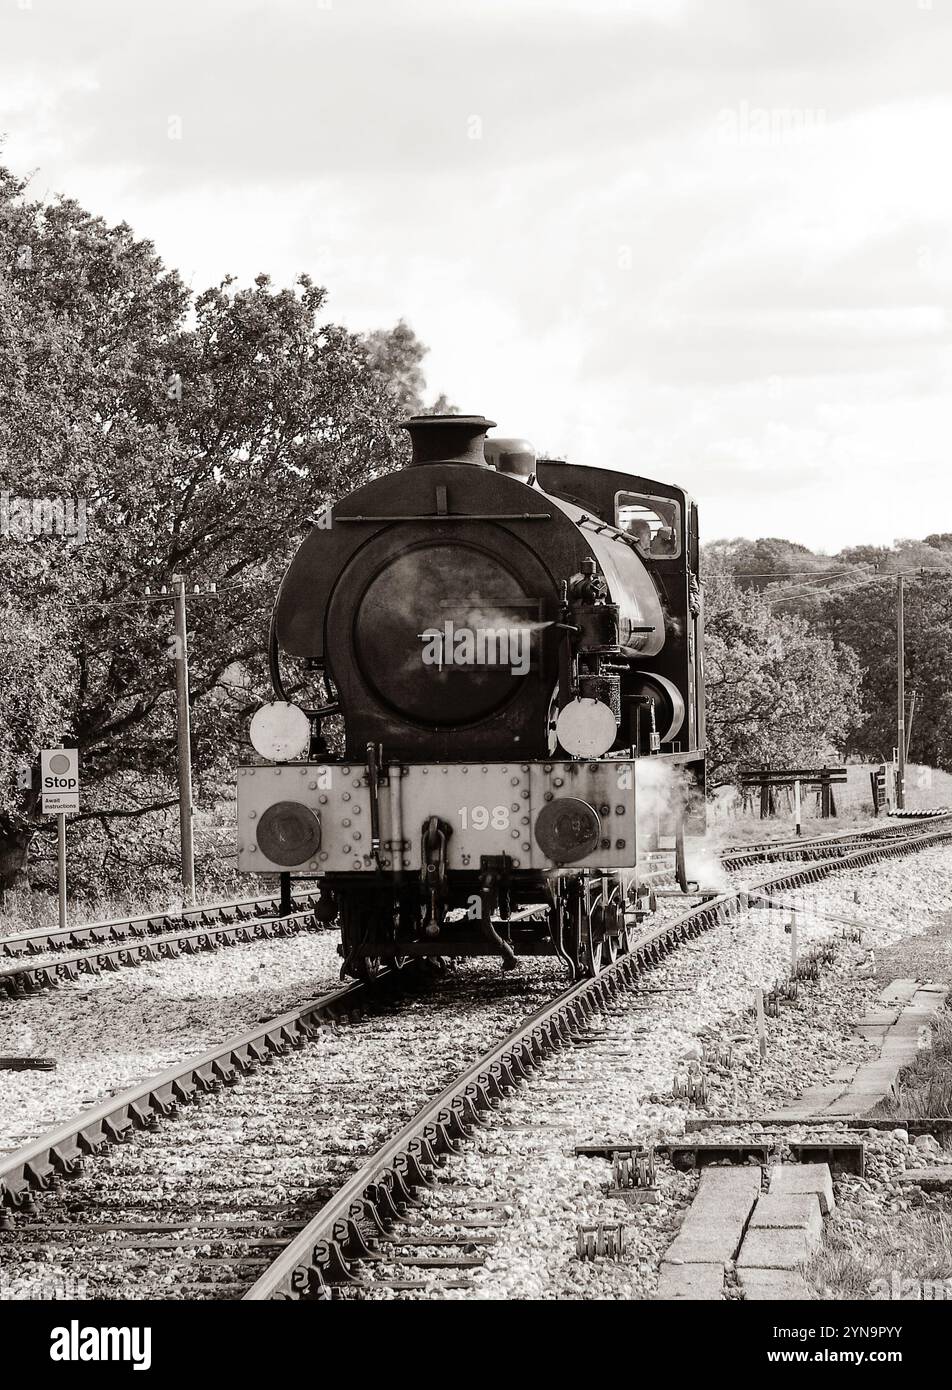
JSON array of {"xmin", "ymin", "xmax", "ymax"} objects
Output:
[{"xmin": 2, "ymin": 0, "xmax": 950, "ymax": 550}]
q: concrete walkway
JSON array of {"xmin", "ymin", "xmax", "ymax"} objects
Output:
[
  {"xmin": 765, "ymin": 980, "xmax": 947, "ymax": 1121},
  {"xmin": 657, "ymin": 1162, "xmax": 833, "ymax": 1300}
]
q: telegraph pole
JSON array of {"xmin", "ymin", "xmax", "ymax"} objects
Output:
[
  {"xmin": 172, "ymin": 575, "xmax": 196, "ymax": 902},
  {"xmin": 896, "ymin": 573, "xmax": 905, "ymax": 810},
  {"xmin": 145, "ymin": 577, "xmax": 217, "ymax": 902}
]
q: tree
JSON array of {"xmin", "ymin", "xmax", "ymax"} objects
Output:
[
  {"xmin": 818, "ymin": 572, "xmax": 952, "ymax": 770},
  {"xmin": 0, "ymin": 165, "xmax": 438, "ymax": 889},
  {"xmin": 703, "ymin": 562, "xmax": 862, "ymax": 787}
]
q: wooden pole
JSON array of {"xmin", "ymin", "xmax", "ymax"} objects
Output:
[
  {"xmin": 897, "ymin": 574, "xmax": 906, "ymax": 810},
  {"xmin": 790, "ymin": 909, "xmax": 798, "ymax": 978},
  {"xmin": 794, "ymin": 778, "xmax": 801, "ymax": 837},
  {"xmin": 172, "ymin": 575, "xmax": 196, "ymax": 903}
]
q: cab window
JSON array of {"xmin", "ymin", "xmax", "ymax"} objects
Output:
[{"xmin": 615, "ymin": 492, "xmax": 681, "ymax": 558}]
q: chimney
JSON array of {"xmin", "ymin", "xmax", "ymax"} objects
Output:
[{"xmin": 401, "ymin": 414, "xmax": 496, "ymax": 467}]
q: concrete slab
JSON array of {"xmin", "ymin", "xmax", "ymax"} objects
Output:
[
  {"xmin": 656, "ymin": 1261, "xmax": 724, "ymax": 1300},
  {"xmin": 697, "ymin": 1165, "xmax": 763, "ymax": 1202},
  {"xmin": 880, "ymin": 979, "xmax": 919, "ymax": 1004},
  {"xmin": 749, "ymin": 1193, "xmax": 822, "ymax": 1242},
  {"xmin": 853, "ymin": 1009, "xmax": 900, "ymax": 1028},
  {"xmin": 737, "ymin": 1226, "xmax": 820, "ymax": 1269},
  {"xmin": 739, "ymin": 1267, "xmax": 813, "ymax": 1300},
  {"xmin": 897, "ymin": 1167, "xmax": 952, "ymax": 1189},
  {"xmin": 665, "ymin": 1225, "xmax": 748, "ymax": 1264},
  {"xmin": 768, "ymin": 1163, "xmax": 835, "ymax": 1214}
]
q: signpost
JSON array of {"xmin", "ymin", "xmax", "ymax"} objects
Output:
[{"xmin": 40, "ymin": 748, "xmax": 79, "ymax": 930}]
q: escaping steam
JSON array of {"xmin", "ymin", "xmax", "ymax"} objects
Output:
[{"xmin": 635, "ymin": 757, "xmax": 728, "ymax": 893}]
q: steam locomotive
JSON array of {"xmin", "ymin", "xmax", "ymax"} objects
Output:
[{"xmin": 237, "ymin": 414, "xmax": 705, "ymax": 978}]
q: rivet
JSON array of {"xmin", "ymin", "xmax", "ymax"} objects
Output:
[
  {"xmin": 308, "ymin": 782, "xmax": 318, "ymax": 790},
  {"xmin": 521, "ymin": 816, "xmax": 529, "ymax": 825},
  {"xmin": 599, "ymin": 804, "xmax": 610, "ymax": 815},
  {"xmin": 511, "ymin": 802, "xmax": 519, "ymax": 813},
  {"xmin": 616, "ymin": 839, "xmax": 626, "ymax": 849},
  {"xmin": 442, "ymin": 767, "xmax": 448, "ymax": 774},
  {"xmin": 353, "ymin": 805, "xmax": 361, "ymax": 814},
  {"xmin": 510, "ymin": 830, "xmax": 519, "ymax": 839},
  {"xmin": 513, "ymin": 857, "xmax": 521, "ymax": 867},
  {"xmin": 521, "ymin": 765, "xmax": 529, "ymax": 772},
  {"xmin": 353, "ymin": 859, "xmax": 362, "ymax": 870},
  {"xmin": 342, "ymin": 818, "xmax": 351, "ymax": 828},
  {"xmin": 482, "ymin": 766, "xmax": 488, "ymax": 773},
  {"xmin": 342, "ymin": 844, "xmax": 351, "ymax": 854},
  {"xmin": 308, "ymin": 861, "xmax": 317, "ymax": 869},
  {"xmin": 543, "ymin": 764, "xmax": 553, "ymax": 773},
  {"xmin": 615, "ymin": 805, "xmax": 625, "ymax": 816},
  {"xmin": 342, "ymin": 793, "xmax": 351, "ymax": 802},
  {"xmin": 510, "ymin": 777, "xmax": 519, "ymax": 786},
  {"xmin": 544, "ymin": 792, "xmax": 553, "ymax": 802},
  {"xmin": 319, "ymin": 795, "xmax": 328, "ymax": 804},
  {"xmin": 353, "ymin": 779, "xmax": 361, "ymax": 788},
  {"xmin": 275, "ymin": 768, "xmax": 281, "ymax": 776},
  {"xmin": 319, "ymin": 852, "xmax": 328, "ymax": 861},
  {"xmin": 342, "ymin": 767, "xmax": 351, "ymax": 775},
  {"xmin": 521, "ymin": 844, "xmax": 530, "ymax": 853},
  {"xmin": 249, "ymin": 810, "xmax": 257, "ymax": 819},
  {"xmin": 521, "ymin": 791, "xmax": 530, "ymax": 800},
  {"xmin": 553, "ymin": 778, "xmax": 564, "ymax": 787},
  {"xmin": 462, "ymin": 767, "xmax": 469, "ymax": 774}
]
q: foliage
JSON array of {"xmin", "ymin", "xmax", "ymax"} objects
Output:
[
  {"xmin": 703, "ymin": 562, "xmax": 863, "ymax": 787},
  {"xmin": 0, "ymin": 164, "xmax": 438, "ymax": 889}
]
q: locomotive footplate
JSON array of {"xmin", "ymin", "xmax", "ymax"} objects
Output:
[{"xmin": 237, "ymin": 756, "xmax": 709, "ymax": 876}]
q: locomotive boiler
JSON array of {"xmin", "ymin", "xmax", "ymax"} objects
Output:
[{"xmin": 237, "ymin": 414, "xmax": 705, "ymax": 978}]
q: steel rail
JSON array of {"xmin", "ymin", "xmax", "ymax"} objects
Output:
[
  {"xmin": 0, "ymin": 907, "xmax": 320, "ymax": 997},
  {"xmin": 245, "ymin": 824, "xmax": 952, "ymax": 1301},
  {"xmin": 0, "ymin": 889, "xmax": 319, "ymax": 960},
  {"xmin": 0, "ymin": 973, "xmax": 390, "ymax": 1216},
  {"xmin": 719, "ymin": 812, "xmax": 952, "ymax": 860}
]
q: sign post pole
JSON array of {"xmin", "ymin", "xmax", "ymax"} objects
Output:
[
  {"xmin": 57, "ymin": 813, "xmax": 67, "ymax": 931},
  {"xmin": 40, "ymin": 747, "xmax": 80, "ymax": 928}
]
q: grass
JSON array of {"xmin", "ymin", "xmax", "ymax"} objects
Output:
[
  {"xmin": 807, "ymin": 1207, "xmax": 952, "ymax": 1300},
  {"xmin": 0, "ymin": 873, "xmax": 268, "ymax": 939},
  {"xmin": 875, "ymin": 1011, "xmax": 952, "ymax": 1120}
]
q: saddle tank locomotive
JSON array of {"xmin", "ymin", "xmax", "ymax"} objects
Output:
[{"xmin": 237, "ymin": 414, "xmax": 705, "ymax": 978}]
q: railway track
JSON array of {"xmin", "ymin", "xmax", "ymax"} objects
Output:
[
  {"xmin": 4, "ymin": 816, "xmax": 945, "ymax": 1000},
  {"xmin": 719, "ymin": 813, "xmax": 952, "ymax": 867},
  {"xmin": 3, "ymin": 820, "xmax": 949, "ymax": 1300},
  {"xmin": 0, "ymin": 891, "xmax": 320, "ymax": 998}
]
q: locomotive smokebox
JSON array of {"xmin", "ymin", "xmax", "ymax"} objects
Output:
[{"xmin": 401, "ymin": 414, "xmax": 496, "ymax": 467}]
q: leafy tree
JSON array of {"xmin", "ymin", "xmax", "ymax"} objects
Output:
[
  {"xmin": 703, "ymin": 562, "xmax": 862, "ymax": 787},
  {"xmin": 818, "ymin": 572, "xmax": 952, "ymax": 770},
  {"xmin": 0, "ymin": 165, "xmax": 436, "ymax": 890}
]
